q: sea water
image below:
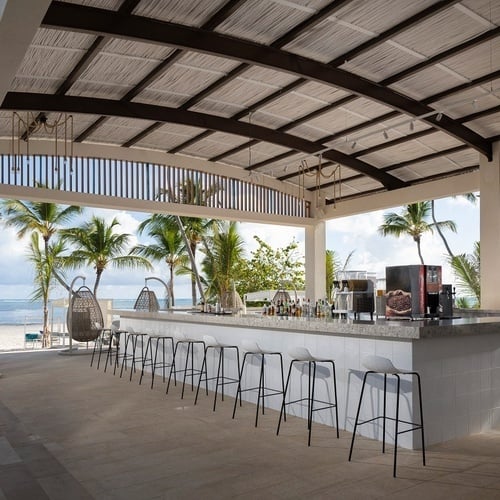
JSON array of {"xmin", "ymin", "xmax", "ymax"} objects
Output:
[{"xmin": 0, "ymin": 298, "xmax": 193, "ymax": 325}]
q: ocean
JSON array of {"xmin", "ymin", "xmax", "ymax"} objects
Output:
[{"xmin": 0, "ymin": 298, "xmax": 193, "ymax": 325}]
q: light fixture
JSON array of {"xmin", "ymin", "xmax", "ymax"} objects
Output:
[
  {"xmin": 10, "ymin": 111, "xmax": 73, "ymax": 174},
  {"xmin": 351, "ymin": 141, "xmax": 356, "ymax": 149},
  {"xmin": 299, "ymin": 155, "xmax": 341, "ymax": 215},
  {"xmin": 436, "ymin": 112, "xmax": 443, "ymax": 122},
  {"xmin": 409, "ymin": 121, "xmax": 415, "ymax": 132},
  {"xmin": 383, "ymin": 130, "xmax": 389, "ymax": 140}
]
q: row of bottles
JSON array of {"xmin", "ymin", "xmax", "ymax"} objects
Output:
[{"xmin": 263, "ymin": 298, "xmax": 332, "ymax": 318}]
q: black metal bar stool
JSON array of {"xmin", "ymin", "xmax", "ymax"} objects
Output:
[
  {"xmin": 348, "ymin": 355, "xmax": 426, "ymax": 477},
  {"xmin": 194, "ymin": 335, "xmax": 240, "ymax": 411},
  {"xmin": 119, "ymin": 327, "xmax": 148, "ymax": 381},
  {"xmin": 90, "ymin": 327, "xmax": 108, "ymax": 369},
  {"xmin": 277, "ymin": 346, "xmax": 339, "ymax": 446},
  {"xmin": 166, "ymin": 334, "xmax": 205, "ymax": 398},
  {"xmin": 139, "ymin": 332, "xmax": 176, "ymax": 389},
  {"xmin": 232, "ymin": 340, "xmax": 285, "ymax": 427},
  {"xmin": 104, "ymin": 326, "xmax": 127, "ymax": 374}
]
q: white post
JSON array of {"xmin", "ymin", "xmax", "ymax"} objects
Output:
[{"xmin": 305, "ymin": 221, "xmax": 326, "ymax": 302}]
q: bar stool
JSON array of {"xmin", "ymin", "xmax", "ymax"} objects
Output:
[
  {"xmin": 119, "ymin": 327, "xmax": 148, "ymax": 381},
  {"xmin": 232, "ymin": 340, "xmax": 285, "ymax": 427},
  {"xmin": 166, "ymin": 334, "xmax": 205, "ymax": 398},
  {"xmin": 348, "ymin": 355, "xmax": 426, "ymax": 477},
  {"xmin": 104, "ymin": 325, "xmax": 127, "ymax": 374},
  {"xmin": 277, "ymin": 347, "xmax": 339, "ymax": 446},
  {"xmin": 139, "ymin": 331, "xmax": 176, "ymax": 389},
  {"xmin": 90, "ymin": 327, "xmax": 108, "ymax": 369},
  {"xmin": 194, "ymin": 335, "xmax": 240, "ymax": 411}
]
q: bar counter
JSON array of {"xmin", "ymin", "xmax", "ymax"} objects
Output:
[{"xmin": 115, "ymin": 309, "xmax": 500, "ymax": 449}]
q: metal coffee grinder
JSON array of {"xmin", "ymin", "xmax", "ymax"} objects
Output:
[{"xmin": 439, "ymin": 284, "xmax": 455, "ymax": 319}]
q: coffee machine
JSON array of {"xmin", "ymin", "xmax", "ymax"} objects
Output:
[{"xmin": 385, "ymin": 265, "xmax": 442, "ymax": 319}]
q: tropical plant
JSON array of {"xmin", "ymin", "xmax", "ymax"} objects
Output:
[
  {"xmin": 431, "ymin": 193, "xmax": 477, "ymax": 258},
  {"xmin": 139, "ymin": 213, "xmax": 218, "ymax": 306},
  {"xmin": 156, "ymin": 177, "xmax": 223, "ymax": 305},
  {"xmin": 0, "ymin": 197, "xmax": 82, "ymax": 291},
  {"xmin": 449, "ymin": 241, "xmax": 480, "ymax": 307},
  {"xmin": 200, "ymin": 221, "xmax": 245, "ymax": 305},
  {"xmin": 326, "ymin": 249, "xmax": 355, "ymax": 302},
  {"xmin": 61, "ymin": 216, "xmax": 152, "ymax": 296},
  {"xmin": 378, "ymin": 201, "xmax": 456, "ymax": 264},
  {"xmin": 235, "ymin": 236, "xmax": 305, "ymax": 295},
  {"xmin": 27, "ymin": 233, "xmax": 66, "ymax": 347},
  {"xmin": 132, "ymin": 221, "xmax": 188, "ymax": 306}
]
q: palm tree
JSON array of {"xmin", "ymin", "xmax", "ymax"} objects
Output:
[
  {"xmin": 326, "ymin": 249, "xmax": 355, "ymax": 302},
  {"xmin": 156, "ymin": 177, "xmax": 223, "ymax": 305},
  {"xmin": 449, "ymin": 241, "xmax": 480, "ymax": 306},
  {"xmin": 132, "ymin": 223, "xmax": 188, "ymax": 306},
  {"xmin": 430, "ymin": 193, "xmax": 477, "ymax": 258},
  {"xmin": 27, "ymin": 233, "xmax": 66, "ymax": 347},
  {"xmin": 0, "ymin": 198, "xmax": 82, "ymax": 291},
  {"xmin": 201, "ymin": 221, "xmax": 245, "ymax": 305},
  {"xmin": 61, "ymin": 216, "xmax": 152, "ymax": 296},
  {"xmin": 139, "ymin": 213, "xmax": 217, "ymax": 306},
  {"xmin": 379, "ymin": 201, "xmax": 456, "ymax": 264}
]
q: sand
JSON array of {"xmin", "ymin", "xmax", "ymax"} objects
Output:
[{"xmin": 0, "ymin": 324, "xmax": 71, "ymax": 351}]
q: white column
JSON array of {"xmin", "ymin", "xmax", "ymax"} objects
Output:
[
  {"xmin": 480, "ymin": 141, "xmax": 500, "ymax": 310},
  {"xmin": 305, "ymin": 221, "xmax": 326, "ymax": 302}
]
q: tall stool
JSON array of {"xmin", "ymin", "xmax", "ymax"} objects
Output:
[
  {"xmin": 166, "ymin": 334, "xmax": 205, "ymax": 399},
  {"xmin": 119, "ymin": 328, "xmax": 148, "ymax": 381},
  {"xmin": 104, "ymin": 325, "xmax": 127, "ymax": 374},
  {"xmin": 139, "ymin": 332, "xmax": 176, "ymax": 389},
  {"xmin": 277, "ymin": 347, "xmax": 339, "ymax": 446},
  {"xmin": 232, "ymin": 340, "xmax": 285, "ymax": 427},
  {"xmin": 90, "ymin": 327, "xmax": 108, "ymax": 369},
  {"xmin": 348, "ymin": 355, "xmax": 426, "ymax": 477},
  {"xmin": 194, "ymin": 335, "xmax": 240, "ymax": 411}
]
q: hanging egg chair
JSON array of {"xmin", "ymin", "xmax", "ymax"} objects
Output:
[
  {"xmin": 67, "ymin": 285, "xmax": 103, "ymax": 342},
  {"xmin": 134, "ymin": 286, "xmax": 160, "ymax": 312}
]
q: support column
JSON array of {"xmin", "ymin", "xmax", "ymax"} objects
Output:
[
  {"xmin": 480, "ymin": 141, "xmax": 500, "ymax": 310},
  {"xmin": 305, "ymin": 221, "xmax": 326, "ymax": 302}
]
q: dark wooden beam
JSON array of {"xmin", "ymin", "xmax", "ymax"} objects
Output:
[
  {"xmin": 78, "ymin": 0, "xmax": 247, "ymax": 144},
  {"xmin": 41, "ymin": 2, "xmax": 491, "ymax": 160},
  {"xmin": 173, "ymin": 0, "xmax": 461, "ymax": 155},
  {"xmin": 2, "ymin": 92, "xmax": 405, "ymax": 189}
]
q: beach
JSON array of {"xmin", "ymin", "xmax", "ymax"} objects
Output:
[{"xmin": 0, "ymin": 324, "xmax": 68, "ymax": 351}]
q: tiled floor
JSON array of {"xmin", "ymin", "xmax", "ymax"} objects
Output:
[{"xmin": 1, "ymin": 350, "xmax": 500, "ymax": 499}]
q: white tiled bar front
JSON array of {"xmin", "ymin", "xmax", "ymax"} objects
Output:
[{"xmin": 116, "ymin": 310, "xmax": 500, "ymax": 449}]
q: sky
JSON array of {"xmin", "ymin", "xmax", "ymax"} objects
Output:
[{"xmin": 0, "ymin": 195, "xmax": 479, "ymax": 302}]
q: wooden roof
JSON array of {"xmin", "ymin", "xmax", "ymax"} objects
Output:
[{"xmin": 1, "ymin": 0, "xmax": 499, "ymax": 208}]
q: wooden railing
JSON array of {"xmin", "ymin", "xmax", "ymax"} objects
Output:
[{"xmin": 0, "ymin": 155, "xmax": 310, "ymax": 218}]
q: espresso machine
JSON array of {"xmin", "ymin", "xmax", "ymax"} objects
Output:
[{"xmin": 385, "ymin": 265, "xmax": 442, "ymax": 319}]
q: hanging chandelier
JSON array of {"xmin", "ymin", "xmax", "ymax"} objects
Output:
[
  {"xmin": 298, "ymin": 154, "xmax": 341, "ymax": 213},
  {"xmin": 10, "ymin": 111, "xmax": 74, "ymax": 173}
]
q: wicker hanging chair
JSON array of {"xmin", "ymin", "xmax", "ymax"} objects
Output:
[
  {"xmin": 134, "ymin": 286, "xmax": 159, "ymax": 312},
  {"xmin": 67, "ymin": 285, "xmax": 103, "ymax": 342}
]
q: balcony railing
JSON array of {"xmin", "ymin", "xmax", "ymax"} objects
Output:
[{"xmin": 1, "ymin": 155, "xmax": 310, "ymax": 218}]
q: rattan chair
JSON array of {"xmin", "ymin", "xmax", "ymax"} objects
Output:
[{"xmin": 67, "ymin": 285, "xmax": 103, "ymax": 343}]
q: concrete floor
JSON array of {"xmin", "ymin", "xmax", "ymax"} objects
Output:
[{"xmin": 1, "ymin": 350, "xmax": 500, "ymax": 499}]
